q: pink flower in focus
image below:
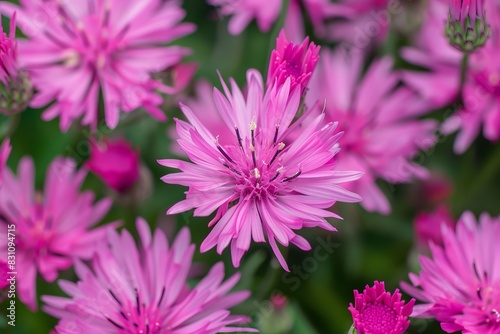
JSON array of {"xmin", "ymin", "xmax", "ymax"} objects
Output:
[
  {"xmin": 414, "ymin": 205, "xmax": 455, "ymax": 251},
  {"xmin": 349, "ymin": 281, "xmax": 415, "ymax": 334},
  {"xmin": 0, "ymin": 157, "xmax": 115, "ymax": 310},
  {"xmin": 160, "ymin": 69, "xmax": 362, "ymax": 271},
  {"xmin": 267, "ymin": 30, "xmax": 320, "ymax": 96},
  {"xmin": 0, "ymin": 0, "xmax": 195, "ymax": 130},
  {"xmin": 86, "ymin": 138, "xmax": 140, "ymax": 193},
  {"xmin": 43, "ymin": 218, "xmax": 256, "ymax": 333},
  {"xmin": 0, "ymin": 260, "xmax": 9, "ymax": 289},
  {"xmin": 307, "ymin": 49, "xmax": 437, "ymax": 214},
  {"xmin": 0, "ymin": 138, "xmax": 11, "ymax": 185},
  {"xmin": 402, "ymin": 212, "xmax": 500, "ymax": 333}
]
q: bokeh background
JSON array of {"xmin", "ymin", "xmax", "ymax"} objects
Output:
[{"xmin": 2, "ymin": 0, "xmax": 500, "ymax": 333}]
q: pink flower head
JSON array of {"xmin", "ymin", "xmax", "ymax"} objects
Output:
[
  {"xmin": 0, "ymin": 260, "xmax": 9, "ymax": 289},
  {"xmin": 86, "ymin": 138, "xmax": 140, "ymax": 193},
  {"xmin": 349, "ymin": 281, "xmax": 415, "ymax": 334},
  {"xmin": 0, "ymin": 157, "xmax": 115, "ymax": 310},
  {"xmin": 307, "ymin": 48, "xmax": 437, "ymax": 214},
  {"xmin": 267, "ymin": 30, "xmax": 320, "ymax": 96},
  {"xmin": 42, "ymin": 218, "xmax": 256, "ymax": 334},
  {"xmin": 414, "ymin": 205, "xmax": 455, "ymax": 251},
  {"xmin": 402, "ymin": 212, "xmax": 500, "ymax": 333},
  {"xmin": 0, "ymin": 138, "xmax": 11, "ymax": 185},
  {"xmin": 0, "ymin": 0, "xmax": 195, "ymax": 131},
  {"xmin": 160, "ymin": 69, "xmax": 362, "ymax": 271},
  {"xmin": 446, "ymin": 0, "xmax": 489, "ymax": 52}
]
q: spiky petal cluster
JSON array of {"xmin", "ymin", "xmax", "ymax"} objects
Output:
[
  {"xmin": 267, "ymin": 30, "xmax": 319, "ymax": 95},
  {"xmin": 160, "ymin": 69, "xmax": 361, "ymax": 271},
  {"xmin": 349, "ymin": 281, "xmax": 415, "ymax": 334},
  {"xmin": 42, "ymin": 218, "xmax": 256, "ymax": 334},
  {"xmin": 0, "ymin": 0, "xmax": 195, "ymax": 130},
  {"xmin": 0, "ymin": 157, "xmax": 114, "ymax": 310},
  {"xmin": 0, "ymin": 13, "xmax": 32, "ymax": 115},
  {"xmin": 446, "ymin": 0, "xmax": 489, "ymax": 52},
  {"xmin": 402, "ymin": 212, "xmax": 500, "ymax": 333},
  {"xmin": 307, "ymin": 49, "xmax": 437, "ymax": 214}
]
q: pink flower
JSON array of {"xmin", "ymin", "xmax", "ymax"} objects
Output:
[
  {"xmin": 208, "ymin": 0, "xmax": 334, "ymax": 40},
  {"xmin": 349, "ymin": 281, "xmax": 415, "ymax": 334},
  {"xmin": 0, "ymin": 138, "xmax": 11, "ymax": 185},
  {"xmin": 402, "ymin": 212, "xmax": 500, "ymax": 333},
  {"xmin": 403, "ymin": 1, "xmax": 500, "ymax": 153},
  {"xmin": 0, "ymin": 157, "xmax": 115, "ymax": 310},
  {"xmin": 160, "ymin": 69, "xmax": 362, "ymax": 271},
  {"xmin": 446, "ymin": 0, "xmax": 488, "ymax": 52},
  {"xmin": 0, "ymin": 13, "xmax": 32, "ymax": 115},
  {"xmin": 414, "ymin": 205, "xmax": 455, "ymax": 251},
  {"xmin": 42, "ymin": 218, "xmax": 256, "ymax": 334},
  {"xmin": 86, "ymin": 138, "xmax": 140, "ymax": 193},
  {"xmin": 0, "ymin": 260, "xmax": 9, "ymax": 289},
  {"xmin": 0, "ymin": 0, "xmax": 195, "ymax": 131},
  {"xmin": 307, "ymin": 49, "xmax": 437, "ymax": 214},
  {"xmin": 267, "ymin": 30, "xmax": 320, "ymax": 96}
]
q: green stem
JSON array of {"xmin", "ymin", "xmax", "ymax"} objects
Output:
[{"xmin": 459, "ymin": 53, "xmax": 469, "ymax": 100}]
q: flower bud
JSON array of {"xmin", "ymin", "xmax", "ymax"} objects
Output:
[
  {"xmin": 445, "ymin": 0, "xmax": 490, "ymax": 52},
  {"xmin": 0, "ymin": 14, "xmax": 32, "ymax": 114}
]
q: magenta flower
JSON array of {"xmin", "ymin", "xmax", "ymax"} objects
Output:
[
  {"xmin": 86, "ymin": 138, "xmax": 140, "ymax": 193},
  {"xmin": 0, "ymin": 260, "xmax": 9, "ymax": 290},
  {"xmin": 267, "ymin": 30, "xmax": 320, "ymax": 96},
  {"xmin": 42, "ymin": 218, "xmax": 256, "ymax": 334},
  {"xmin": 403, "ymin": 1, "xmax": 500, "ymax": 153},
  {"xmin": 0, "ymin": 0, "xmax": 195, "ymax": 131},
  {"xmin": 209, "ymin": 0, "xmax": 335, "ymax": 41},
  {"xmin": 402, "ymin": 211, "xmax": 500, "ymax": 333},
  {"xmin": 160, "ymin": 69, "xmax": 362, "ymax": 271},
  {"xmin": 0, "ymin": 138, "xmax": 11, "ymax": 185},
  {"xmin": 349, "ymin": 281, "xmax": 415, "ymax": 334},
  {"xmin": 307, "ymin": 49, "xmax": 437, "ymax": 214},
  {"xmin": 414, "ymin": 205, "xmax": 455, "ymax": 251},
  {"xmin": 0, "ymin": 157, "xmax": 115, "ymax": 310},
  {"xmin": 0, "ymin": 13, "xmax": 32, "ymax": 115}
]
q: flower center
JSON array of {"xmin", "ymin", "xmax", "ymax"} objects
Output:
[
  {"xmin": 359, "ymin": 303, "xmax": 398, "ymax": 334},
  {"xmin": 474, "ymin": 70, "xmax": 500, "ymax": 96},
  {"xmin": 106, "ymin": 288, "xmax": 167, "ymax": 334},
  {"xmin": 217, "ymin": 122, "xmax": 301, "ymax": 201},
  {"xmin": 476, "ymin": 285, "xmax": 500, "ymax": 324}
]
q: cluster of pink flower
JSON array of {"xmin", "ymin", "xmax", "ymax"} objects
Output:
[{"xmin": 0, "ymin": 0, "xmax": 499, "ymax": 333}]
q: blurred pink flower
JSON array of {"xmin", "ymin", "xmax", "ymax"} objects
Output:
[
  {"xmin": 0, "ymin": 138, "xmax": 11, "ymax": 185},
  {"xmin": 86, "ymin": 138, "xmax": 140, "ymax": 193},
  {"xmin": 307, "ymin": 49, "xmax": 437, "ymax": 214},
  {"xmin": 160, "ymin": 69, "xmax": 362, "ymax": 271},
  {"xmin": 0, "ymin": 157, "xmax": 115, "ymax": 310},
  {"xmin": 209, "ymin": 0, "xmax": 335, "ymax": 41},
  {"xmin": 0, "ymin": 260, "xmax": 9, "ymax": 289},
  {"xmin": 267, "ymin": 30, "xmax": 319, "ymax": 96},
  {"xmin": 349, "ymin": 281, "xmax": 415, "ymax": 334},
  {"xmin": 0, "ymin": 0, "xmax": 195, "ymax": 131},
  {"xmin": 417, "ymin": 173, "xmax": 453, "ymax": 207},
  {"xmin": 43, "ymin": 218, "xmax": 256, "ymax": 334},
  {"xmin": 402, "ymin": 211, "xmax": 500, "ymax": 333},
  {"xmin": 403, "ymin": 1, "xmax": 500, "ymax": 153},
  {"xmin": 0, "ymin": 13, "xmax": 32, "ymax": 115},
  {"xmin": 323, "ymin": 0, "xmax": 393, "ymax": 45},
  {"xmin": 414, "ymin": 205, "xmax": 455, "ymax": 251}
]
